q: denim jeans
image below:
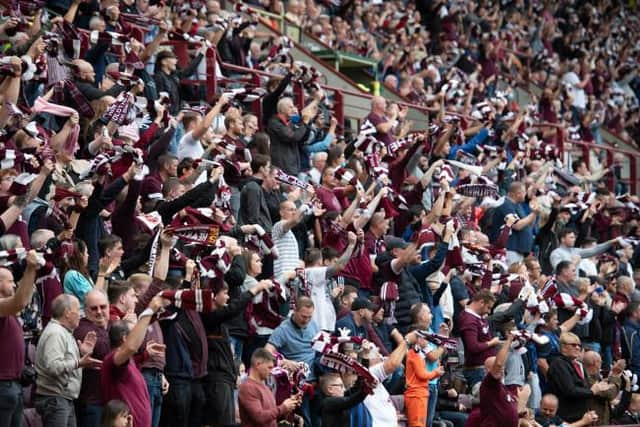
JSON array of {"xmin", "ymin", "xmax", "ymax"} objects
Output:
[
  {"xmin": 142, "ymin": 369, "xmax": 164, "ymax": 427},
  {"xmin": 75, "ymin": 402, "xmax": 102, "ymax": 427},
  {"xmin": 439, "ymin": 410, "xmax": 468, "ymax": 427},
  {"xmin": 0, "ymin": 380, "xmax": 23, "ymax": 427},
  {"xmin": 230, "ymin": 186, "xmax": 241, "ymax": 220},
  {"xmin": 35, "ymin": 395, "xmax": 76, "ymax": 427},
  {"xmin": 528, "ymin": 373, "xmax": 541, "ymax": 410},
  {"xmin": 427, "ymin": 384, "xmax": 438, "ymax": 427},
  {"xmin": 462, "ymin": 367, "xmax": 486, "ymax": 389},
  {"xmin": 228, "ymin": 336, "xmax": 244, "ymax": 363}
]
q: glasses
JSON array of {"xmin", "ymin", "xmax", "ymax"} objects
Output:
[
  {"xmin": 562, "ymin": 342, "xmax": 582, "ymax": 348},
  {"xmin": 88, "ymin": 304, "xmax": 108, "ymax": 311}
]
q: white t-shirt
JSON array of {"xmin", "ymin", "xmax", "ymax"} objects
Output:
[
  {"xmin": 307, "ymin": 266, "xmax": 336, "ymax": 331},
  {"xmin": 562, "ymin": 71, "xmax": 587, "ymax": 110},
  {"xmin": 365, "ymin": 363, "xmax": 397, "ymax": 427},
  {"xmin": 177, "ymin": 131, "xmax": 203, "ymax": 160}
]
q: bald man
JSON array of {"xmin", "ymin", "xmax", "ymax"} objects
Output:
[
  {"xmin": 477, "ymin": 333, "xmax": 519, "ymax": 427},
  {"xmin": 536, "ymin": 394, "xmax": 562, "ymax": 427},
  {"xmin": 583, "ymin": 350, "xmax": 619, "ymax": 425},
  {"xmin": 73, "ymin": 290, "xmax": 112, "ymax": 426},
  {"xmin": 70, "ymin": 59, "xmax": 125, "ymax": 105},
  {"xmin": 0, "ymin": 251, "xmax": 39, "ymax": 426},
  {"xmin": 365, "ymin": 96, "xmax": 397, "ymax": 146},
  {"xmin": 536, "ymin": 393, "xmax": 599, "ymax": 427},
  {"xmin": 488, "ymin": 181, "xmax": 540, "ymax": 265},
  {"xmin": 272, "ymin": 200, "xmax": 304, "ymax": 280},
  {"xmin": 266, "ymin": 97, "xmax": 313, "ymax": 176}
]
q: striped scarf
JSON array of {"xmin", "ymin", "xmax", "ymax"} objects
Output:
[
  {"xmin": 273, "ymin": 168, "xmax": 309, "ymax": 190},
  {"xmin": 52, "ymin": 80, "xmax": 95, "ymax": 119},
  {"xmin": 102, "ymin": 92, "xmax": 134, "ymax": 125}
]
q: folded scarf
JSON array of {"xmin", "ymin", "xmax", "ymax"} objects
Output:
[{"xmin": 31, "ymin": 97, "xmax": 80, "ymax": 156}]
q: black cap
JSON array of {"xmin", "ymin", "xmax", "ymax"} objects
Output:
[{"xmin": 351, "ymin": 297, "xmax": 377, "ymax": 312}]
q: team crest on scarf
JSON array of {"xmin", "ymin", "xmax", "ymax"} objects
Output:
[{"xmin": 167, "ymin": 225, "xmax": 220, "ymax": 246}]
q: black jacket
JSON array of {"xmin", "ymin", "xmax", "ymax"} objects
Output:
[
  {"xmin": 238, "ymin": 177, "xmax": 272, "ymax": 232},
  {"xmin": 262, "ymin": 72, "xmax": 293, "ymax": 126},
  {"xmin": 375, "ymin": 242, "xmax": 448, "ymax": 334},
  {"xmin": 201, "ymin": 290, "xmax": 254, "ymax": 385},
  {"xmin": 153, "ymin": 53, "xmax": 204, "ymax": 115},
  {"xmin": 319, "ymin": 382, "xmax": 368, "ymax": 427},
  {"xmin": 266, "ymin": 115, "xmax": 310, "ymax": 176},
  {"xmin": 546, "ymin": 355, "xmax": 593, "ymax": 422}
]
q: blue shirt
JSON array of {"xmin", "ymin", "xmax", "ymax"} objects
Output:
[
  {"xmin": 268, "ymin": 317, "xmax": 319, "ymax": 378},
  {"xmin": 335, "ymin": 312, "xmax": 367, "ymax": 340},
  {"xmin": 424, "ymin": 328, "xmax": 440, "ymax": 385},
  {"xmin": 490, "ymin": 198, "xmax": 535, "ymax": 254}
]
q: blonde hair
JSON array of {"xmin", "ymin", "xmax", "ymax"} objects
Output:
[
  {"xmin": 128, "ymin": 273, "xmax": 152, "ymax": 292},
  {"xmin": 559, "ymin": 332, "xmax": 580, "ymax": 346}
]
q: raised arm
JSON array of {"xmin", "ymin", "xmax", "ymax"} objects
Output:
[
  {"xmin": 488, "ymin": 333, "xmax": 513, "ymax": 379},
  {"xmin": 192, "ymin": 94, "xmax": 230, "ymax": 140},
  {"xmin": 0, "ymin": 250, "xmax": 38, "ymax": 316},
  {"xmin": 326, "ymin": 232, "xmax": 357, "ymax": 278},
  {"xmin": 113, "ymin": 294, "xmax": 168, "ymax": 366}
]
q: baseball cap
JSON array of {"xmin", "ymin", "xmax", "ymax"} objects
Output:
[{"xmin": 351, "ymin": 297, "xmax": 377, "ymax": 312}]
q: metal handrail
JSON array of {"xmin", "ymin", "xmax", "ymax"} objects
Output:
[{"xmin": 152, "ymin": 37, "xmax": 640, "ymax": 193}]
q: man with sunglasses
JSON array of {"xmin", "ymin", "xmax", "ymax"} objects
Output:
[
  {"xmin": 73, "ymin": 289, "xmax": 112, "ymax": 426},
  {"xmin": 546, "ymin": 332, "xmax": 613, "ymax": 422}
]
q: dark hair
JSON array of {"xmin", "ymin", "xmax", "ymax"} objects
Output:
[
  {"xmin": 341, "ymin": 285, "xmax": 358, "ymax": 302},
  {"xmin": 251, "ymin": 348, "xmax": 275, "ymax": 366},
  {"xmin": 305, "ymin": 248, "xmax": 322, "ymax": 265},
  {"xmin": 408, "ymin": 204, "xmax": 424, "ymax": 221},
  {"xmin": 108, "ymin": 320, "xmax": 130, "ymax": 347},
  {"xmin": 542, "ymin": 308, "xmax": 558, "ymax": 324},
  {"xmin": 571, "ymin": 159, "xmax": 585, "ymax": 173},
  {"xmin": 99, "ymin": 235, "xmax": 122, "ymax": 257},
  {"xmin": 101, "ymin": 399, "xmax": 130, "ymax": 427},
  {"xmin": 558, "ymin": 228, "xmax": 576, "ymax": 240},
  {"xmin": 555, "ymin": 260, "xmax": 574, "ymax": 276},
  {"xmin": 61, "ymin": 239, "xmax": 91, "ymax": 282},
  {"xmin": 321, "ymin": 247, "xmax": 338, "ymax": 262},
  {"xmin": 626, "ymin": 301, "xmax": 640, "ymax": 318},
  {"xmin": 251, "ymin": 132, "xmax": 270, "ymax": 155},
  {"xmin": 177, "ymin": 158, "xmax": 195, "ymax": 177},
  {"xmin": 158, "ymin": 154, "xmax": 178, "ymax": 171},
  {"xmin": 107, "ymin": 281, "xmax": 134, "ymax": 305},
  {"xmin": 251, "ymin": 153, "xmax": 271, "ymax": 174}
]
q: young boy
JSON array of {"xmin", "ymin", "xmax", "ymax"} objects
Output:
[{"xmin": 404, "ymin": 326, "xmax": 445, "ymax": 427}]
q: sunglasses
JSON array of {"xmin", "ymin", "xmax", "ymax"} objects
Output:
[{"xmin": 563, "ymin": 342, "xmax": 582, "ymax": 348}]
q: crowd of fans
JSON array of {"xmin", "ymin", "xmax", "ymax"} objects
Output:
[
  {"xmin": 251, "ymin": 0, "xmax": 640, "ymax": 148},
  {"xmin": 1, "ymin": 1, "xmax": 640, "ymax": 427}
]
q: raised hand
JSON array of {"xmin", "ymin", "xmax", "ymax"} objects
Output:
[
  {"xmin": 146, "ymin": 340, "xmax": 167, "ymax": 358},
  {"xmin": 77, "ymin": 331, "xmax": 97, "ymax": 356},
  {"xmin": 78, "ymin": 353, "xmax": 103, "ymax": 369}
]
